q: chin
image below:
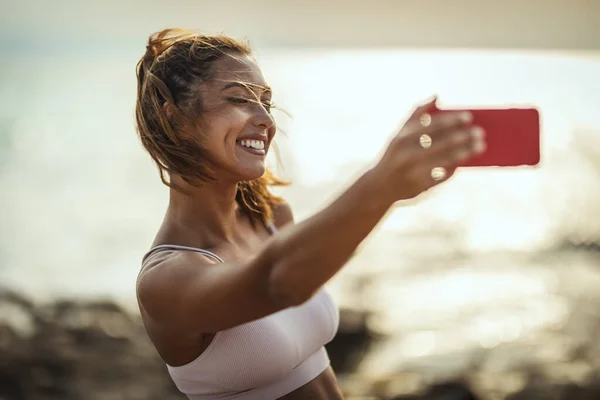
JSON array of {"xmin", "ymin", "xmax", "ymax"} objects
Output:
[{"xmin": 236, "ymin": 163, "xmax": 266, "ymax": 182}]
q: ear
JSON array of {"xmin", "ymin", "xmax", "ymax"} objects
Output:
[{"xmin": 163, "ymin": 101, "xmax": 175, "ymax": 122}]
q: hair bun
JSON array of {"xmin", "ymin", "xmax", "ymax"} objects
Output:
[{"xmin": 146, "ymin": 28, "xmax": 197, "ymax": 60}]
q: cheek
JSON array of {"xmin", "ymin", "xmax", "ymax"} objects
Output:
[
  {"xmin": 220, "ymin": 106, "xmax": 252, "ymax": 134},
  {"xmin": 201, "ymin": 108, "xmax": 250, "ymax": 143},
  {"xmin": 229, "ymin": 109, "xmax": 252, "ymax": 133}
]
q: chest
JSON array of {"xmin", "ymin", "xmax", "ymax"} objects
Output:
[{"xmin": 200, "ymin": 289, "xmax": 339, "ymax": 390}]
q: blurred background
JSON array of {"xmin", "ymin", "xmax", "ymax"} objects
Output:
[{"xmin": 1, "ymin": 0, "xmax": 600, "ymax": 399}]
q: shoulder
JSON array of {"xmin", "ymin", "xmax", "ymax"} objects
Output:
[
  {"xmin": 137, "ymin": 251, "xmax": 219, "ymax": 319},
  {"xmin": 271, "ymin": 200, "xmax": 294, "ymax": 229}
]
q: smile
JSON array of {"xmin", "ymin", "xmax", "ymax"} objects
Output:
[
  {"xmin": 240, "ymin": 139, "xmax": 265, "ymax": 150},
  {"xmin": 236, "ymin": 139, "xmax": 266, "ymax": 156}
]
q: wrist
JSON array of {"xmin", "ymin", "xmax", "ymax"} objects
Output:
[{"xmin": 359, "ymin": 167, "xmax": 395, "ymax": 213}]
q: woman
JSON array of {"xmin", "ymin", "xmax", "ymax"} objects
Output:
[{"xmin": 135, "ymin": 28, "xmax": 486, "ymax": 400}]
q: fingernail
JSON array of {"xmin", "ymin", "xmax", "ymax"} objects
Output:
[
  {"xmin": 471, "ymin": 126, "xmax": 485, "ymax": 139},
  {"xmin": 420, "ymin": 95, "xmax": 438, "ymax": 108},
  {"xmin": 473, "ymin": 140, "xmax": 486, "ymax": 154},
  {"xmin": 460, "ymin": 112, "xmax": 473, "ymax": 122},
  {"xmin": 425, "ymin": 94, "xmax": 438, "ymax": 103}
]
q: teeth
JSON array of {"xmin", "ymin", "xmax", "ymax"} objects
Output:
[{"xmin": 240, "ymin": 140, "xmax": 265, "ymax": 150}]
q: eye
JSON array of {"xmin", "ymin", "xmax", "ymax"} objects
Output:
[
  {"xmin": 262, "ymin": 100, "xmax": 275, "ymax": 113},
  {"xmin": 228, "ymin": 97, "xmax": 250, "ymax": 104},
  {"xmin": 228, "ymin": 97, "xmax": 275, "ymax": 113}
]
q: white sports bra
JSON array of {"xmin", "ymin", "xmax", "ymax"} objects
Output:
[{"xmin": 141, "ymin": 224, "xmax": 340, "ymax": 400}]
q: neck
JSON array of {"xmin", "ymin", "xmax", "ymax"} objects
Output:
[{"xmin": 166, "ymin": 175, "xmax": 242, "ymax": 242}]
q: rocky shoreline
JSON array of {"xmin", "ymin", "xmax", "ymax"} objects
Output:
[
  {"xmin": 0, "ymin": 290, "xmax": 181, "ymax": 399},
  {"xmin": 3, "ymin": 277, "xmax": 600, "ymax": 400}
]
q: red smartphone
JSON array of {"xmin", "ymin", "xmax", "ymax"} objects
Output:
[{"xmin": 431, "ymin": 106, "xmax": 541, "ymax": 167}]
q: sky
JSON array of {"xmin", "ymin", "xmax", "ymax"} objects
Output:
[{"xmin": 0, "ymin": 0, "xmax": 599, "ymax": 304}]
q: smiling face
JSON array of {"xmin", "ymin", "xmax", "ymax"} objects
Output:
[{"xmin": 191, "ymin": 52, "xmax": 276, "ymax": 183}]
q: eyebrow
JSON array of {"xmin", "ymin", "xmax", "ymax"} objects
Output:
[{"xmin": 221, "ymin": 82, "xmax": 272, "ymax": 94}]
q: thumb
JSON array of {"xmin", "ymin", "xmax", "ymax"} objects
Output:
[{"xmin": 408, "ymin": 95, "xmax": 438, "ymax": 120}]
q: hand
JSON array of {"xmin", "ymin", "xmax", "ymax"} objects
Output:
[{"xmin": 373, "ymin": 97, "xmax": 486, "ymax": 202}]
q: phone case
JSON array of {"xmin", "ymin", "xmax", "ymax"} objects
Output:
[{"xmin": 432, "ymin": 107, "xmax": 541, "ymax": 167}]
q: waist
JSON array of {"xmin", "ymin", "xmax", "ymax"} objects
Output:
[{"xmin": 182, "ymin": 347, "xmax": 331, "ymax": 400}]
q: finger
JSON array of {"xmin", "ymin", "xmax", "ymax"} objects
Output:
[
  {"xmin": 390, "ymin": 119, "xmax": 479, "ymax": 167},
  {"xmin": 409, "ymin": 162, "xmax": 460, "ymax": 190},
  {"xmin": 419, "ymin": 125, "xmax": 486, "ymax": 168},
  {"xmin": 394, "ymin": 125, "xmax": 484, "ymax": 193},
  {"xmin": 401, "ymin": 124, "xmax": 483, "ymax": 169},
  {"xmin": 403, "ymin": 110, "xmax": 473, "ymax": 140},
  {"xmin": 404, "ymin": 163, "xmax": 457, "ymax": 194},
  {"xmin": 407, "ymin": 95, "xmax": 438, "ymax": 121},
  {"xmin": 395, "ymin": 111, "xmax": 473, "ymax": 152},
  {"xmin": 430, "ymin": 166, "xmax": 457, "ymax": 186}
]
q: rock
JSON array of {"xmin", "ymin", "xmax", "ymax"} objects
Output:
[
  {"xmin": 390, "ymin": 381, "xmax": 479, "ymax": 400},
  {"xmin": 5, "ymin": 283, "xmax": 600, "ymax": 400},
  {"xmin": 326, "ymin": 308, "xmax": 379, "ymax": 374},
  {"xmin": 0, "ymin": 289, "xmax": 181, "ymax": 400},
  {"xmin": 0, "ymin": 292, "xmax": 378, "ymax": 400},
  {"xmin": 506, "ymin": 380, "xmax": 600, "ymax": 400}
]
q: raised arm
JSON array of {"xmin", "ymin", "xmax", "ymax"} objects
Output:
[{"xmin": 137, "ymin": 99, "xmax": 485, "ymax": 334}]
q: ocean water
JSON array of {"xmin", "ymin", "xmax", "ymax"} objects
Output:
[{"xmin": 0, "ymin": 47, "xmax": 599, "ymax": 325}]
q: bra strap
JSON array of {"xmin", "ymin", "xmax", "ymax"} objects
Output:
[
  {"xmin": 143, "ymin": 221, "xmax": 277, "ymax": 265},
  {"xmin": 267, "ymin": 220, "xmax": 278, "ymax": 234},
  {"xmin": 142, "ymin": 244, "xmax": 225, "ymax": 264}
]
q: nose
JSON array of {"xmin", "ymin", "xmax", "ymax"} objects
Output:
[{"xmin": 253, "ymin": 103, "xmax": 275, "ymax": 130}]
